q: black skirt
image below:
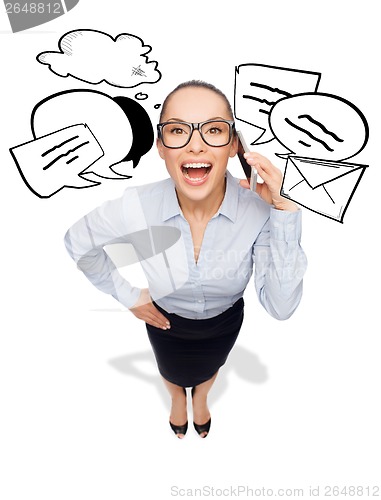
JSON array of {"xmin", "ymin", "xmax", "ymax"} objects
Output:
[{"xmin": 145, "ymin": 298, "xmax": 244, "ymax": 387}]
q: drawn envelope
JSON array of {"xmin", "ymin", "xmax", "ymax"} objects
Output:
[{"xmin": 281, "ymin": 156, "xmax": 368, "ymax": 222}]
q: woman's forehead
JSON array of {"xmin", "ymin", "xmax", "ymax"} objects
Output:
[{"xmin": 163, "ymin": 87, "xmax": 230, "ymax": 121}]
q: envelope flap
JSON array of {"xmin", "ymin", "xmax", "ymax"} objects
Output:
[{"xmin": 290, "ymin": 157, "xmax": 364, "ymax": 189}]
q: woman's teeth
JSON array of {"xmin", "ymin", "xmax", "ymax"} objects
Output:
[
  {"xmin": 181, "ymin": 163, "xmax": 212, "ymax": 181},
  {"xmin": 182, "ymin": 163, "xmax": 211, "ymax": 169}
]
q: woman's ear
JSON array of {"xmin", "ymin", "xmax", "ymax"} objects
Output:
[
  {"xmin": 157, "ymin": 138, "xmax": 166, "ymax": 160},
  {"xmin": 229, "ymin": 134, "xmax": 239, "ymax": 158}
]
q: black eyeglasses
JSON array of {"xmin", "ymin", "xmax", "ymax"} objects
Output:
[{"xmin": 157, "ymin": 119, "xmax": 235, "ymax": 149}]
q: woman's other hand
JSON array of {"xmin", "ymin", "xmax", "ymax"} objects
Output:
[
  {"xmin": 129, "ymin": 288, "xmax": 171, "ymax": 330},
  {"xmin": 239, "ymin": 152, "xmax": 298, "ymax": 212}
]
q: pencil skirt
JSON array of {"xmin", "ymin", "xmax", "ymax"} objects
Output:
[{"xmin": 145, "ymin": 298, "xmax": 244, "ymax": 388}]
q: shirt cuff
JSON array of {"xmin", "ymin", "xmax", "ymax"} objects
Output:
[
  {"xmin": 115, "ymin": 285, "xmax": 142, "ymax": 309},
  {"xmin": 269, "ymin": 207, "xmax": 302, "ymax": 242}
]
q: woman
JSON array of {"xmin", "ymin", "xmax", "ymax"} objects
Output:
[{"xmin": 65, "ymin": 80, "xmax": 307, "ymax": 439}]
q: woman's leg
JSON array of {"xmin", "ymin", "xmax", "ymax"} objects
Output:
[
  {"xmin": 192, "ymin": 371, "xmax": 218, "ymax": 437},
  {"xmin": 161, "ymin": 377, "xmax": 188, "ymax": 438}
]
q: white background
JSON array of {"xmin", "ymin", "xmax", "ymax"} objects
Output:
[{"xmin": 1, "ymin": 1, "xmax": 380, "ymax": 498}]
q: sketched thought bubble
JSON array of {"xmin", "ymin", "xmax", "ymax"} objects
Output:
[{"xmin": 37, "ymin": 29, "xmax": 162, "ymax": 88}]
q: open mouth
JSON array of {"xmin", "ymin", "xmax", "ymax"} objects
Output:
[{"xmin": 181, "ymin": 163, "xmax": 212, "ymax": 184}]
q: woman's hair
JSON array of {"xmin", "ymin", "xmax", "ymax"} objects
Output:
[{"xmin": 159, "ymin": 80, "xmax": 234, "ymax": 122}]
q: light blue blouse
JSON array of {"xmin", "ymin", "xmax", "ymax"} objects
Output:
[{"xmin": 64, "ymin": 170, "xmax": 307, "ymax": 320}]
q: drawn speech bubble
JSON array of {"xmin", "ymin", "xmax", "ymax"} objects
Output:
[
  {"xmin": 269, "ymin": 93, "xmax": 369, "ymax": 161},
  {"xmin": 10, "ymin": 124, "xmax": 103, "ymax": 198},
  {"xmin": 31, "ymin": 89, "xmax": 135, "ymax": 186},
  {"xmin": 10, "ymin": 89, "xmax": 154, "ymax": 197},
  {"xmin": 234, "ymin": 64, "xmax": 321, "ymax": 144}
]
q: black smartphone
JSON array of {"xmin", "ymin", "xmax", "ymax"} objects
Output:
[{"xmin": 237, "ymin": 130, "xmax": 257, "ymax": 192}]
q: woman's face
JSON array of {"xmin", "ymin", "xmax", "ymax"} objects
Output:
[{"xmin": 157, "ymin": 87, "xmax": 237, "ymax": 203}]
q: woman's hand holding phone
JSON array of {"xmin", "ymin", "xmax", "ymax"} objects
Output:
[{"xmin": 237, "ymin": 134, "xmax": 298, "ymax": 212}]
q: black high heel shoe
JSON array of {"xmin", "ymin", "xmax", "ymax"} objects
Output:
[
  {"xmin": 169, "ymin": 387, "xmax": 188, "ymax": 438},
  {"xmin": 193, "ymin": 418, "xmax": 211, "ymax": 437},
  {"xmin": 191, "ymin": 387, "xmax": 211, "ymax": 438},
  {"xmin": 169, "ymin": 420, "xmax": 188, "ymax": 437}
]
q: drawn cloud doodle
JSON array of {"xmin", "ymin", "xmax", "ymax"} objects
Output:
[
  {"xmin": 37, "ymin": 29, "xmax": 162, "ymax": 88},
  {"xmin": 10, "ymin": 89, "xmax": 154, "ymax": 198}
]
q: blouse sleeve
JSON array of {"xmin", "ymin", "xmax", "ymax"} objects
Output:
[
  {"xmin": 64, "ymin": 189, "xmax": 145, "ymax": 309},
  {"xmin": 252, "ymin": 207, "xmax": 307, "ymax": 320}
]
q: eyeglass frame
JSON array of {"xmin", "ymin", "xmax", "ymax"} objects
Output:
[{"xmin": 157, "ymin": 119, "xmax": 236, "ymax": 149}]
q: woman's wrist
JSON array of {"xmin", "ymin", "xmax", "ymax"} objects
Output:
[{"xmin": 272, "ymin": 199, "xmax": 299, "ymax": 212}]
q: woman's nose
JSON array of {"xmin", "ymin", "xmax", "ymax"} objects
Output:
[{"xmin": 186, "ymin": 129, "xmax": 206, "ymax": 152}]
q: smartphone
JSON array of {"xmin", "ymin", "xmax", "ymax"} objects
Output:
[{"xmin": 237, "ymin": 130, "xmax": 257, "ymax": 192}]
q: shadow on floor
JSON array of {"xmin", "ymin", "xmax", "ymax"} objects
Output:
[{"xmin": 108, "ymin": 344, "xmax": 268, "ymax": 409}]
